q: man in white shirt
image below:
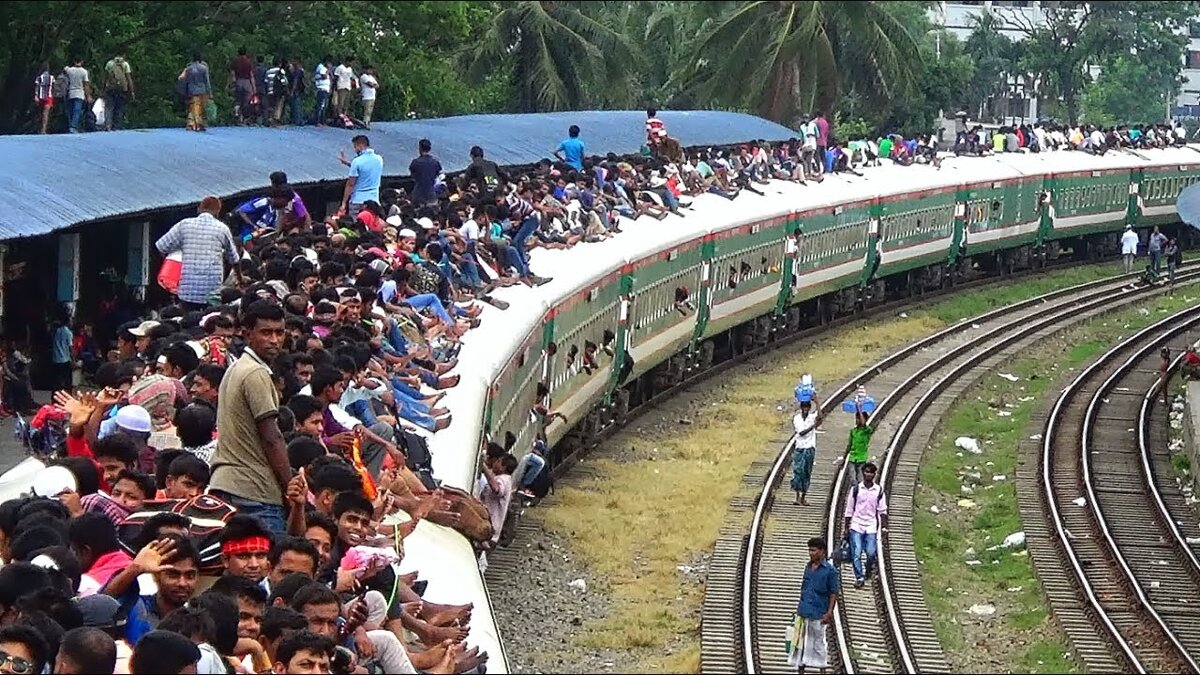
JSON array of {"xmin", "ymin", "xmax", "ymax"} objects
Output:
[
  {"xmin": 64, "ymin": 56, "xmax": 92, "ymax": 133},
  {"xmin": 790, "ymin": 397, "xmax": 823, "ymax": 505},
  {"xmin": 312, "ymin": 55, "xmax": 332, "ymax": 125},
  {"xmin": 1120, "ymin": 224, "xmax": 1140, "ymax": 273},
  {"xmin": 358, "ymin": 65, "xmax": 379, "ymax": 127},
  {"xmin": 332, "ymin": 56, "xmax": 356, "ymax": 117}
]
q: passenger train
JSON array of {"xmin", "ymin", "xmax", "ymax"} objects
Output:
[{"xmin": 413, "ymin": 146, "xmax": 1200, "ymax": 672}]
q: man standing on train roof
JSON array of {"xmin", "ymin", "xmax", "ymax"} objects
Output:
[
  {"xmin": 789, "ymin": 536, "xmax": 839, "ymax": 674},
  {"xmin": 791, "ymin": 396, "xmax": 823, "ymax": 506},
  {"xmin": 554, "ymin": 124, "xmax": 586, "ymax": 171},
  {"xmin": 844, "ymin": 462, "xmax": 887, "ymax": 589},
  {"xmin": 1120, "ymin": 224, "xmax": 1139, "ymax": 274}
]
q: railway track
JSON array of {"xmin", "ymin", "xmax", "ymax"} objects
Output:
[
  {"xmin": 724, "ymin": 266, "xmax": 1200, "ymax": 674},
  {"xmin": 1040, "ymin": 305, "xmax": 1200, "ymax": 673}
]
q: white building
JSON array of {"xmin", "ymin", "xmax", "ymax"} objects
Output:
[{"xmin": 929, "ymin": 1, "xmax": 1200, "ymax": 120}]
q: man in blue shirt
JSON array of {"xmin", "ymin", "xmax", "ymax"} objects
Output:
[
  {"xmin": 790, "ymin": 536, "xmax": 839, "ymax": 673},
  {"xmin": 236, "ymin": 187, "xmax": 293, "ymax": 241},
  {"xmin": 339, "ymin": 134, "xmax": 383, "ymax": 217},
  {"xmin": 554, "ymin": 124, "xmax": 586, "ymax": 171},
  {"xmin": 50, "ymin": 308, "xmax": 74, "ymax": 391}
]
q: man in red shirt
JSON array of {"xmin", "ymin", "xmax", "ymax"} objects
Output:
[{"xmin": 229, "ymin": 47, "xmax": 255, "ymax": 125}]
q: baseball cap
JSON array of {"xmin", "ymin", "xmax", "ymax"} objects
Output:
[
  {"xmin": 128, "ymin": 320, "xmax": 161, "ymax": 337},
  {"xmin": 115, "ymin": 405, "xmax": 153, "ymax": 434},
  {"xmin": 76, "ymin": 593, "xmax": 127, "ymax": 629}
]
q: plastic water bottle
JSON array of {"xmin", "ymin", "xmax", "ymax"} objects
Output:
[
  {"xmin": 842, "ymin": 384, "xmax": 876, "ymax": 413},
  {"xmin": 794, "ymin": 374, "xmax": 816, "ymax": 403}
]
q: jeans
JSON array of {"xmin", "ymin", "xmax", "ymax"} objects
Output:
[
  {"xmin": 459, "ymin": 250, "xmax": 484, "ymax": 289},
  {"xmin": 67, "ymin": 98, "xmax": 85, "ymax": 132},
  {"xmin": 1150, "ymin": 250, "xmax": 1162, "ymax": 274},
  {"xmin": 519, "ymin": 453, "xmax": 546, "ymax": 490},
  {"xmin": 346, "ymin": 399, "xmax": 379, "ymax": 427},
  {"xmin": 404, "ymin": 293, "xmax": 453, "ymax": 326},
  {"xmin": 213, "ymin": 491, "xmax": 286, "ymax": 535},
  {"xmin": 849, "ymin": 461, "xmax": 865, "ymax": 486},
  {"xmin": 289, "ymin": 95, "xmax": 303, "ymax": 125},
  {"xmin": 511, "ymin": 215, "xmax": 540, "ymax": 277},
  {"xmin": 107, "ymin": 90, "xmax": 127, "ymax": 130},
  {"xmin": 312, "ymin": 90, "xmax": 330, "ymax": 124},
  {"xmin": 849, "ymin": 530, "xmax": 878, "ymax": 581}
]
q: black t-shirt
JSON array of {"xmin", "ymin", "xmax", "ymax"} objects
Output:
[
  {"xmin": 464, "ymin": 158, "xmax": 505, "ymax": 191},
  {"xmin": 409, "ymin": 154, "xmax": 442, "ymax": 203}
]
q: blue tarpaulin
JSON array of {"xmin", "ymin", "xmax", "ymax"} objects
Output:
[{"xmin": 0, "ymin": 110, "xmax": 794, "ymax": 240}]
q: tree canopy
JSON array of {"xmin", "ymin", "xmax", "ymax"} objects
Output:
[{"xmin": 0, "ymin": 0, "xmax": 1194, "ymax": 135}]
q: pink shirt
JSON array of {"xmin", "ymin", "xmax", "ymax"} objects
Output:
[{"xmin": 843, "ymin": 482, "xmax": 887, "ymax": 534}]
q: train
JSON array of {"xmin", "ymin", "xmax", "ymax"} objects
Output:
[{"xmin": 396, "ymin": 145, "xmax": 1200, "ymax": 672}]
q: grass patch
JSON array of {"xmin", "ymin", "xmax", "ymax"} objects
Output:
[
  {"xmin": 919, "ymin": 263, "xmax": 1122, "ymax": 325},
  {"xmin": 525, "ymin": 261, "xmax": 1147, "ymax": 673},
  {"xmin": 914, "ymin": 286, "xmax": 1200, "ymax": 673}
]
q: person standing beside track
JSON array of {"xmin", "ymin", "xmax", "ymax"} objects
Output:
[
  {"xmin": 791, "ymin": 396, "xmax": 823, "ymax": 506},
  {"xmin": 788, "ymin": 536, "xmax": 839, "ymax": 674},
  {"xmin": 1149, "ymin": 225, "xmax": 1168, "ymax": 276},
  {"xmin": 1120, "ymin": 224, "xmax": 1139, "ymax": 274}
]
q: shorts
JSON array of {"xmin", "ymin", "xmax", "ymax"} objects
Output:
[{"xmin": 39, "ymin": 97, "xmax": 54, "ymax": 108}]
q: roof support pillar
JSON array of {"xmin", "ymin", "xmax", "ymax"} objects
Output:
[
  {"xmin": 56, "ymin": 232, "xmax": 80, "ymax": 317},
  {"xmin": 126, "ymin": 221, "xmax": 150, "ymax": 300}
]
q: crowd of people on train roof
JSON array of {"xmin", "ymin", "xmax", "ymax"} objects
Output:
[
  {"xmin": 0, "ymin": 107, "xmax": 854, "ymax": 675},
  {"xmin": 1, "ymin": 97, "xmax": 1194, "ymax": 674}
]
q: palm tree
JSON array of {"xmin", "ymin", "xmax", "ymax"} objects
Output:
[
  {"xmin": 467, "ymin": 1, "xmax": 641, "ymax": 112},
  {"xmin": 679, "ymin": 1, "xmax": 923, "ymax": 124}
]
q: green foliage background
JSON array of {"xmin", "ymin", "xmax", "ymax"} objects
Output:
[{"xmin": 0, "ymin": 0, "xmax": 1193, "ymax": 136}]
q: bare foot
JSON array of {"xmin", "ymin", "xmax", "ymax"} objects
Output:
[
  {"xmin": 426, "ymin": 605, "xmax": 473, "ymax": 627},
  {"xmin": 416, "ymin": 622, "xmax": 469, "ymax": 646}
]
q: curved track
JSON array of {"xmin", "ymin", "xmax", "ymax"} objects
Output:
[
  {"xmin": 1041, "ymin": 305, "xmax": 1200, "ymax": 673},
  {"xmin": 726, "ymin": 266, "xmax": 1200, "ymax": 674}
]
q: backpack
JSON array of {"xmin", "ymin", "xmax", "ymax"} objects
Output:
[
  {"xmin": 410, "ymin": 263, "xmax": 442, "ymax": 296},
  {"xmin": 51, "ymin": 71, "xmax": 68, "ymax": 99},
  {"xmin": 266, "ymin": 68, "xmax": 287, "ymax": 96},
  {"xmin": 105, "ymin": 58, "xmax": 130, "ymax": 92},
  {"xmin": 116, "ymin": 494, "xmax": 236, "ymax": 575},
  {"xmin": 399, "ymin": 429, "xmax": 439, "ymax": 491}
]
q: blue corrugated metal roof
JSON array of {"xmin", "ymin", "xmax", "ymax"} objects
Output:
[{"xmin": 0, "ymin": 110, "xmax": 794, "ymax": 240}]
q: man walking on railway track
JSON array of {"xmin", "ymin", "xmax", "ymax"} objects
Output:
[
  {"xmin": 791, "ymin": 397, "xmax": 823, "ymax": 506},
  {"xmin": 788, "ymin": 536, "xmax": 839, "ymax": 673},
  {"xmin": 845, "ymin": 409, "xmax": 873, "ymax": 485},
  {"xmin": 843, "ymin": 462, "xmax": 887, "ymax": 589}
]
